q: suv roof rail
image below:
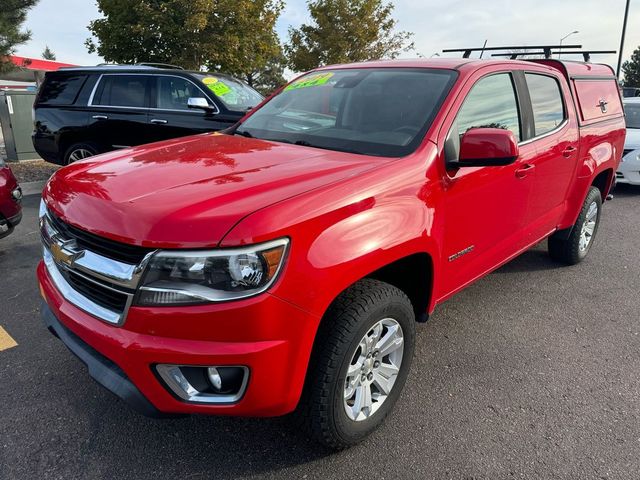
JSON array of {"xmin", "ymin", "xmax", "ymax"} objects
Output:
[
  {"xmin": 443, "ymin": 44, "xmax": 582, "ymax": 59},
  {"xmin": 135, "ymin": 62, "xmax": 184, "ymax": 70},
  {"xmin": 491, "ymin": 50, "xmax": 617, "ymax": 62}
]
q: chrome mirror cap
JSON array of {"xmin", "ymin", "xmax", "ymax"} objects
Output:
[{"xmin": 187, "ymin": 97, "xmax": 213, "ymax": 110}]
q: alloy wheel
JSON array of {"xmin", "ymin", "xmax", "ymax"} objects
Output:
[
  {"xmin": 343, "ymin": 317, "xmax": 404, "ymax": 422},
  {"xmin": 579, "ymin": 201, "xmax": 598, "ymax": 252},
  {"xmin": 68, "ymin": 148, "xmax": 94, "ymax": 163}
]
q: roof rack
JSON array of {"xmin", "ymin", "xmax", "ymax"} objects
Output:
[
  {"xmin": 491, "ymin": 50, "xmax": 617, "ymax": 62},
  {"xmin": 443, "ymin": 44, "xmax": 582, "ymax": 59},
  {"xmin": 135, "ymin": 62, "xmax": 184, "ymax": 70}
]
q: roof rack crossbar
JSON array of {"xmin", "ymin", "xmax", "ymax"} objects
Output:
[
  {"xmin": 443, "ymin": 44, "xmax": 582, "ymax": 59},
  {"xmin": 491, "ymin": 50, "xmax": 617, "ymax": 62}
]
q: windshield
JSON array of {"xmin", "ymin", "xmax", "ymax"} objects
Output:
[
  {"xmin": 194, "ymin": 74, "xmax": 263, "ymax": 111},
  {"xmin": 236, "ymin": 68, "xmax": 457, "ymax": 157},
  {"xmin": 625, "ymin": 103, "xmax": 640, "ymax": 129}
]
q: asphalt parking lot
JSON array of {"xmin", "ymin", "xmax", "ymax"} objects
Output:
[{"xmin": 1, "ymin": 187, "xmax": 639, "ymax": 479}]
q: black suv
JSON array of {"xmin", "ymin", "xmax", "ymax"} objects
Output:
[{"xmin": 32, "ymin": 65, "xmax": 264, "ymax": 165}]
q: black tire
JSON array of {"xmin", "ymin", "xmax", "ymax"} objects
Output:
[
  {"xmin": 548, "ymin": 186, "xmax": 603, "ymax": 265},
  {"xmin": 63, "ymin": 142, "xmax": 100, "ymax": 164},
  {"xmin": 296, "ymin": 279, "xmax": 416, "ymax": 450}
]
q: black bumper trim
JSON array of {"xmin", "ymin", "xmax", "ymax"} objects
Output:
[{"xmin": 41, "ymin": 302, "xmax": 180, "ymax": 418}]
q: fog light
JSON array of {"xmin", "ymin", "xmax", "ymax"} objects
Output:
[
  {"xmin": 207, "ymin": 367, "xmax": 223, "ymax": 391},
  {"xmin": 11, "ymin": 188, "xmax": 22, "ymax": 201},
  {"xmin": 156, "ymin": 364, "xmax": 249, "ymax": 404}
]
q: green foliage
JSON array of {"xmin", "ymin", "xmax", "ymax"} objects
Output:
[
  {"xmin": 285, "ymin": 0, "xmax": 413, "ymax": 72},
  {"xmin": 86, "ymin": 0, "xmax": 283, "ymax": 86},
  {"xmin": 0, "ymin": 0, "xmax": 39, "ymax": 73},
  {"xmin": 42, "ymin": 45, "xmax": 56, "ymax": 60},
  {"xmin": 622, "ymin": 46, "xmax": 640, "ymax": 87}
]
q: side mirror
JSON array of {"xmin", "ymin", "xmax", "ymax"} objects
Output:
[
  {"xmin": 448, "ymin": 128, "xmax": 519, "ymax": 168},
  {"xmin": 187, "ymin": 97, "xmax": 215, "ymax": 112}
]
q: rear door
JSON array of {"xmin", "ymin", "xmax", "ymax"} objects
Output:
[
  {"xmin": 145, "ymin": 75, "xmax": 237, "ymax": 143},
  {"xmin": 438, "ymin": 70, "xmax": 537, "ymax": 297},
  {"xmin": 521, "ymin": 71, "xmax": 579, "ymax": 239},
  {"xmin": 86, "ymin": 74, "xmax": 152, "ymax": 149}
]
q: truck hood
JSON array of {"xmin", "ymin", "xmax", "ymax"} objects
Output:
[
  {"xmin": 44, "ymin": 133, "xmax": 385, "ymax": 248},
  {"xmin": 625, "ymin": 128, "xmax": 640, "ymax": 149}
]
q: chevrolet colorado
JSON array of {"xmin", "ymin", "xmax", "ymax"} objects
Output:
[{"xmin": 38, "ymin": 57, "xmax": 624, "ymax": 449}]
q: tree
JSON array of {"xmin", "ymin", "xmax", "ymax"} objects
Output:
[
  {"xmin": 285, "ymin": 0, "xmax": 413, "ymax": 72},
  {"xmin": 86, "ymin": 0, "xmax": 284, "ymax": 84},
  {"xmin": 622, "ymin": 46, "xmax": 640, "ymax": 87},
  {"xmin": 42, "ymin": 45, "xmax": 56, "ymax": 60},
  {"xmin": 0, "ymin": 0, "xmax": 39, "ymax": 73},
  {"xmin": 201, "ymin": 1, "xmax": 284, "ymax": 94}
]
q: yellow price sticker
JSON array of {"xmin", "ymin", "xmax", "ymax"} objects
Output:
[
  {"xmin": 285, "ymin": 72, "xmax": 334, "ymax": 91},
  {"xmin": 202, "ymin": 77, "xmax": 232, "ymax": 96}
]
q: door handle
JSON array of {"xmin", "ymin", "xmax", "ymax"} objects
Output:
[
  {"xmin": 515, "ymin": 164, "xmax": 535, "ymax": 179},
  {"xmin": 150, "ymin": 119, "xmax": 168, "ymax": 124},
  {"xmin": 562, "ymin": 146, "xmax": 577, "ymax": 157},
  {"xmin": 92, "ymin": 115, "xmax": 108, "ymax": 120}
]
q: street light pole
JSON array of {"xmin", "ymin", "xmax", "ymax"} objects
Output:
[
  {"xmin": 559, "ymin": 30, "xmax": 579, "ymax": 59},
  {"xmin": 617, "ymin": 0, "xmax": 631, "ymax": 78}
]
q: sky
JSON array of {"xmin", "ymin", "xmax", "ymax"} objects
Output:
[{"xmin": 15, "ymin": 0, "xmax": 640, "ymax": 76}]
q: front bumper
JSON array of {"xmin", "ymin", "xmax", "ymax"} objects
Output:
[
  {"xmin": 41, "ymin": 302, "xmax": 169, "ymax": 417},
  {"xmin": 38, "ymin": 260, "xmax": 319, "ymax": 417}
]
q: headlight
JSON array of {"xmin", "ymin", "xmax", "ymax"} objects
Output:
[{"xmin": 136, "ymin": 238, "xmax": 289, "ymax": 306}]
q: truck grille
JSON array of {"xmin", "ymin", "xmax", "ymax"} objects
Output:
[
  {"xmin": 62, "ymin": 268, "xmax": 131, "ymax": 312},
  {"xmin": 41, "ymin": 208, "xmax": 151, "ymax": 325},
  {"xmin": 47, "ymin": 212, "xmax": 151, "ymax": 265}
]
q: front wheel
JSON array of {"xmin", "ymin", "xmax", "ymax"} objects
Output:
[
  {"xmin": 296, "ymin": 279, "xmax": 416, "ymax": 450},
  {"xmin": 548, "ymin": 186, "xmax": 603, "ymax": 265}
]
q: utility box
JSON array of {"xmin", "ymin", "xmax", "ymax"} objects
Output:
[{"xmin": 0, "ymin": 91, "xmax": 39, "ymax": 161}]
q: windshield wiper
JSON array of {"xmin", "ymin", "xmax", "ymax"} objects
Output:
[{"xmin": 234, "ymin": 129, "xmax": 253, "ymax": 138}]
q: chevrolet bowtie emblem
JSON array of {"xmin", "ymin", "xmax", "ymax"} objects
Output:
[{"xmin": 50, "ymin": 237, "xmax": 84, "ymax": 267}]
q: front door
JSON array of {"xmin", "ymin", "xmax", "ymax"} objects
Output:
[
  {"xmin": 145, "ymin": 76, "xmax": 237, "ymax": 143},
  {"xmin": 438, "ymin": 71, "xmax": 536, "ymax": 298}
]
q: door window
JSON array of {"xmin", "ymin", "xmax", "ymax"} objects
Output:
[
  {"xmin": 455, "ymin": 73, "xmax": 521, "ymax": 141},
  {"xmin": 526, "ymin": 74, "xmax": 565, "ymax": 136},
  {"xmin": 93, "ymin": 75, "xmax": 148, "ymax": 108},
  {"xmin": 156, "ymin": 76, "xmax": 209, "ymax": 111}
]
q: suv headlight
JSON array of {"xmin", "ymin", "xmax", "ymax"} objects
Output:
[{"xmin": 136, "ymin": 238, "xmax": 289, "ymax": 306}]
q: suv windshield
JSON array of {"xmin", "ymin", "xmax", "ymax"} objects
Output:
[
  {"xmin": 624, "ymin": 103, "xmax": 640, "ymax": 129},
  {"xmin": 236, "ymin": 68, "xmax": 457, "ymax": 157},
  {"xmin": 194, "ymin": 74, "xmax": 263, "ymax": 111}
]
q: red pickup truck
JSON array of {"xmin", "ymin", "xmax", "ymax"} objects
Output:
[{"xmin": 38, "ymin": 57, "xmax": 624, "ymax": 449}]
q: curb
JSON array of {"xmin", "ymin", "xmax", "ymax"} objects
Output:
[{"xmin": 21, "ymin": 180, "xmax": 46, "ymax": 196}]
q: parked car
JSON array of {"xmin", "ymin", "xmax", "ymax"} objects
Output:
[
  {"xmin": 32, "ymin": 65, "xmax": 264, "ymax": 165},
  {"xmin": 0, "ymin": 159, "xmax": 22, "ymax": 239},
  {"xmin": 622, "ymin": 86, "xmax": 640, "ymax": 98},
  {"xmin": 617, "ymin": 97, "xmax": 640, "ymax": 185},
  {"xmin": 38, "ymin": 57, "xmax": 624, "ymax": 449}
]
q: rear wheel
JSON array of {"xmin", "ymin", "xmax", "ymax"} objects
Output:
[
  {"xmin": 296, "ymin": 279, "xmax": 415, "ymax": 450},
  {"xmin": 548, "ymin": 186, "xmax": 602, "ymax": 265},
  {"xmin": 64, "ymin": 142, "xmax": 100, "ymax": 164}
]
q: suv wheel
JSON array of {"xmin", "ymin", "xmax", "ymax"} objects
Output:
[
  {"xmin": 64, "ymin": 143, "xmax": 100, "ymax": 164},
  {"xmin": 548, "ymin": 186, "xmax": 603, "ymax": 265},
  {"xmin": 296, "ymin": 279, "xmax": 415, "ymax": 449}
]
